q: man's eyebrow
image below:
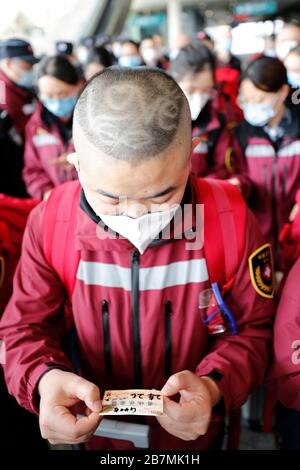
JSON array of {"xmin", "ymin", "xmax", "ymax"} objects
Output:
[{"xmin": 95, "ymin": 186, "xmax": 175, "ymax": 200}]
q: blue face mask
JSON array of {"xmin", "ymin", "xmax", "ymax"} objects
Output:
[
  {"xmin": 118, "ymin": 55, "xmax": 142, "ymax": 67},
  {"xmin": 17, "ymin": 69, "xmax": 34, "ymax": 89},
  {"xmin": 243, "ymin": 102, "xmax": 276, "ymax": 127},
  {"xmin": 42, "ymin": 95, "xmax": 77, "ymax": 118},
  {"xmin": 287, "ymin": 71, "xmax": 300, "ymax": 89},
  {"xmin": 264, "ymin": 49, "xmax": 277, "ymax": 58}
]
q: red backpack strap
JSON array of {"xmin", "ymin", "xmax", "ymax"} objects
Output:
[
  {"xmin": 193, "ymin": 177, "xmax": 246, "ymax": 289},
  {"xmin": 43, "ymin": 181, "xmax": 81, "ymax": 299}
]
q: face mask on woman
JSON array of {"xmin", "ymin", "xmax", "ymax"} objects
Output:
[
  {"xmin": 287, "ymin": 71, "xmax": 300, "ymax": 88},
  {"xmin": 242, "ymin": 102, "xmax": 276, "ymax": 127},
  {"xmin": 118, "ymin": 55, "xmax": 142, "ymax": 68},
  {"xmin": 42, "ymin": 95, "xmax": 77, "ymax": 118}
]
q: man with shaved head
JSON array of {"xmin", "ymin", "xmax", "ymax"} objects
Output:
[{"xmin": 0, "ymin": 67, "xmax": 274, "ymax": 450}]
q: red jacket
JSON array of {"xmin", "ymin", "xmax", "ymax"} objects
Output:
[
  {"xmin": 0, "ymin": 177, "xmax": 274, "ymax": 450},
  {"xmin": 235, "ymin": 110, "xmax": 300, "ymax": 258},
  {"xmin": 271, "ymin": 256, "xmax": 300, "ymax": 410},
  {"xmin": 191, "ymin": 102, "xmax": 250, "ymax": 198},
  {"xmin": 0, "ymin": 194, "xmax": 38, "ymax": 314},
  {"xmin": 23, "ymin": 103, "xmax": 77, "ymax": 199},
  {"xmin": 279, "ymin": 190, "xmax": 300, "ymax": 274},
  {"xmin": 0, "ymin": 69, "xmax": 35, "ymax": 135}
]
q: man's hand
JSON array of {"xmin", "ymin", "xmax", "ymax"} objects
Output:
[
  {"xmin": 157, "ymin": 370, "xmax": 222, "ymax": 441},
  {"xmin": 38, "ymin": 369, "xmax": 102, "ymax": 445}
]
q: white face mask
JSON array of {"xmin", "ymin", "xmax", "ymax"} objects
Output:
[
  {"xmin": 242, "ymin": 102, "xmax": 276, "ymax": 127},
  {"xmin": 142, "ymin": 48, "xmax": 158, "ymax": 64},
  {"xmin": 186, "ymin": 92, "xmax": 211, "ymax": 120},
  {"xmin": 98, "ymin": 206, "xmax": 180, "ymax": 255},
  {"xmin": 276, "ymin": 40, "xmax": 298, "ymax": 60},
  {"xmin": 68, "ymin": 152, "xmax": 180, "ymax": 254}
]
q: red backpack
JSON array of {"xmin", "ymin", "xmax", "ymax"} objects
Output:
[{"xmin": 0, "ymin": 195, "xmax": 39, "ymax": 314}]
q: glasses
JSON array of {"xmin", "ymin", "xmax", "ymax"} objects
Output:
[{"xmin": 199, "ymin": 282, "xmax": 238, "ymax": 336}]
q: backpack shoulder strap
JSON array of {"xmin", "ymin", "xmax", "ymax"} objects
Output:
[
  {"xmin": 43, "ymin": 181, "xmax": 81, "ymax": 299},
  {"xmin": 193, "ymin": 177, "xmax": 247, "ymax": 290}
]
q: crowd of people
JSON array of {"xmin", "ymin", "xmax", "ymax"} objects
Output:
[{"xmin": 1, "ymin": 20, "xmax": 300, "ymax": 451}]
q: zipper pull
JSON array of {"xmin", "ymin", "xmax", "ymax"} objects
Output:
[{"xmin": 132, "ymin": 250, "xmax": 140, "ymax": 264}]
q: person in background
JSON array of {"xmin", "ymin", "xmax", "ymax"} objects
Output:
[
  {"xmin": 118, "ymin": 39, "xmax": 143, "ymax": 68},
  {"xmin": 0, "ymin": 195, "xmax": 48, "ymax": 451},
  {"xmin": 55, "ymin": 41, "xmax": 74, "ymax": 59},
  {"xmin": 55, "ymin": 40, "xmax": 83, "ymax": 77},
  {"xmin": 23, "ymin": 55, "xmax": 82, "ymax": 200},
  {"xmin": 169, "ymin": 33, "xmax": 191, "ymax": 61},
  {"xmin": 76, "ymin": 36, "xmax": 95, "ymax": 66},
  {"xmin": 110, "ymin": 36, "xmax": 123, "ymax": 61},
  {"xmin": 94, "ymin": 34, "xmax": 111, "ymax": 49},
  {"xmin": 169, "ymin": 43, "xmax": 247, "ymax": 191},
  {"xmin": 140, "ymin": 36, "xmax": 168, "ymax": 70},
  {"xmin": 214, "ymin": 26, "xmax": 241, "ymax": 72},
  {"xmin": 197, "ymin": 31, "xmax": 214, "ymax": 51},
  {"xmin": 0, "ymin": 38, "xmax": 38, "ymax": 197},
  {"xmin": 235, "ymin": 56, "xmax": 300, "ymax": 267},
  {"xmin": 84, "ymin": 46, "xmax": 114, "ymax": 81},
  {"xmin": 284, "ymin": 45, "xmax": 300, "ymax": 89},
  {"xmin": 276, "ymin": 22, "xmax": 300, "ymax": 61},
  {"xmin": 264, "ymin": 34, "xmax": 277, "ymax": 58},
  {"xmin": 271, "ymin": 256, "xmax": 300, "ymax": 449}
]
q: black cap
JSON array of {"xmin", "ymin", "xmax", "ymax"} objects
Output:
[
  {"xmin": 0, "ymin": 38, "xmax": 38, "ymax": 64},
  {"xmin": 78, "ymin": 36, "xmax": 95, "ymax": 48},
  {"xmin": 55, "ymin": 41, "xmax": 73, "ymax": 55},
  {"xmin": 95, "ymin": 34, "xmax": 110, "ymax": 47}
]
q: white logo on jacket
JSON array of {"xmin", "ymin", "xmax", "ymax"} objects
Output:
[{"xmin": 291, "ymin": 340, "xmax": 300, "ymax": 365}]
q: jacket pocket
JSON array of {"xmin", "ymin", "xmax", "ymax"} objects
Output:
[
  {"xmin": 165, "ymin": 301, "xmax": 172, "ymax": 378},
  {"xmin": 102, "ymin": 300, "xmax": 112, "ymax": 376}
]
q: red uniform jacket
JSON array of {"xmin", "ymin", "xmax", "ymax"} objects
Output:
[
  {"xmin": 0, "ymin": 69, "xmax": 35, "ymax": 136},
  {"xmin": 23, "ymin": 103, "xmax": 77, "ymax": 199},
  {"xmin": 235, "ymin": 110, "xmax": 300, "ymax": 258},
  {"xmin": 0, "ymin": 177, "xmax": 274, "ymax": 450},
  {"xmin": 271, "ymin": 256, "xmax": 300, "ymax": 410}
]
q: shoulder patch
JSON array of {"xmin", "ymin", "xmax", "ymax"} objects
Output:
[
  {"xmin": 0, "ymin": 256, "xmax": 5, "ymax": 288},
  {"xmin": 248, "ymin": 244, "xmax": 274, "ymax": 298}
]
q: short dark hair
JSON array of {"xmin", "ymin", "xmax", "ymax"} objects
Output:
[
  {"xmin": 169, "ymin": 43, "xmax": 216, "ymax": 82},
  {"xmin": 242, "ymin": 56, "xmax": 288, "ymax": 92},
  {"xmin": 86, "ymin": 46, "xmax": 115, "ymax": 68},
  {"xmin": 37, "ymin": 55, "xmax": 81, "ymax": 85},
  {"xmin": 121, "ymin": 39, "xmax": 140, "ymax": 50},
  {"xmin": 74, "ymin": 66, "xmax": 189, "ymax": 163}
]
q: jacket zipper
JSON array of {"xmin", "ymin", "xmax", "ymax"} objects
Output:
[
  {"xmin": 131, "ymin": 251, "xmax": 142, "ymax": 387},
  {"xmin": 101, "ymin": 300, "xmax": 112, "ymax": 376},
  {"xmin": 164, "ymin": 301, "xmax": 172, "ymax": 378}
]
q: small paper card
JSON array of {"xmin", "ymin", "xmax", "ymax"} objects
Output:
[{"xmin": 99, "ymin": 389, "xmax": 164, "ymax": 416}]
